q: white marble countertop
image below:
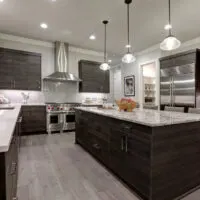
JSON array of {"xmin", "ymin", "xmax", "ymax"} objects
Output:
[
  {"xmin": 76, "ymin": 107, "xmax": 200, "ymax": 127},
  {"xmin": 0, "ymin": 105, "xmax": 21, "ymax": 152}
]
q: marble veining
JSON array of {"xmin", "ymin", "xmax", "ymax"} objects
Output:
[
  {"xmin": 76, "ymin": 107, "xmax": 200, "ymax": 127},
  {"xmin": 0, "ymin": 105, "xmax": 21, "ymax": 152}
]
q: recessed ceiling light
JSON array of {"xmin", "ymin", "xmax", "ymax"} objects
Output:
[
  {"xmin": 89, "ymin": 35, "xmax": 96, "ymax": 40},
  {"xmin": 52, "ymin": 0, "xmax": 56, "ymax": 1},
  {"xmin": 164, "ymin": 24, "xmax": 172, "ymax": 30},
  {"xmin": 0, "ymin": 0, "xmax": 4, "ymax": 2},
  {"xmin": 108, "ymin": 60, "xmax": 112, "ymax": 63},
  {"xmin": 40, "ymin": 23, "xmax": 48, "ymax": 29},
  {"xmin": 125, "ymin": 44, "xmax": 131, "ymax": 48}
]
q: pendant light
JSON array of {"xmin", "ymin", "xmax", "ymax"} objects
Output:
[
  {"xmin": 100, "ymin": 20, "xmax": 110, "ymax": 71},
  {"xmin": 160, "ymin": 0, "xmax": 181, "ymax": 51},
  {"xmin": 122, "ymin": 0, "xmax": 136, "ymax": 64}
]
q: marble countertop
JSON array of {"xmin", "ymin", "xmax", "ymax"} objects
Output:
[
  {"xmin": 0, "ymin": 105, "xmax": 21, "ymax": 152},
  {"xmin": 76, "ymin": 107, "xmax": 200, "ymax": 127}
]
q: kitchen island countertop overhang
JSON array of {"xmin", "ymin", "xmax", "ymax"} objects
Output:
[{"xmin": 75, "ymin": 107, "xmax": 200, "ymax": 127}]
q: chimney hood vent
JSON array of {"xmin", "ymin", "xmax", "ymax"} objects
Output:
[{"xmin": 43, "ymin": 42, "xmax": 81, "ymax": 82}]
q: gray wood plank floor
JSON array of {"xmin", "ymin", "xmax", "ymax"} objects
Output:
[{"xmin": 18, "ymin": 133, "xmax": 200, "ymax": 200}]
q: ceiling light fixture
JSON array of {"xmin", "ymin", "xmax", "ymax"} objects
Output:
[
  {"xmin": 126, "ymin": 44, "xmax": 131, "ymax": 48},
  {"xmin": 100, "ymin": 20, "xmax": 110, "ymax": 71},
  {"xmin": 40, "ymin": 23, "xmax": 48, "ymax": 29},
  {"xmin": 160, "ymin": 0, "xmax": 181, "ymax": 51},
  {"xmin": 0, "ymin": 0, "xmax": 4, "ymax": 2},
  {"xmin": 89, "ymin": 34, "xmax": 96, "ymax": 40},
  {"xmin": 122, "ymin": 0, "xmax": 136, "ymax": 64},
  {"xmin": 164, "ymin": 24, "xmax": 172, "ymax": 30}
]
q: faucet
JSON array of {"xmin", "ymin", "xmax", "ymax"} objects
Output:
[{"xmin": 21, "ymin": 92, "xmax": 30, "ymax": 104}]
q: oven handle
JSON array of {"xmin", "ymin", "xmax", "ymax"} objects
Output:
[{"xmin": 65, "ymin": 112, "xmax": 75, "ymax": 115}]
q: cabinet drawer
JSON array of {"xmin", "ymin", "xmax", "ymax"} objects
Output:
[{"xmin": 87, "ymin": 133, "xmax": 109, "ymax": 165}]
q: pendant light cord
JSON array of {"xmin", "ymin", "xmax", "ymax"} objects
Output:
[
  {"xmin": 104, "ymin": 22, "xmax": 107, "ymax": 62},
  {"xmin": 168, "ymin": 0, "xmax": 172, "ymax": 35},
  {"xmin": 127, "ymin": 3, "xmax": 130, "ymax": 53}
]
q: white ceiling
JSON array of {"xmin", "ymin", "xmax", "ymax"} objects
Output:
[{"xmin": 0, "ymin": 0, "xmax": 200, "ymax": 57}]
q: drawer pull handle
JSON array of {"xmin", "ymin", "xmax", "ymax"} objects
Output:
[
  {"xmin": 93, "ymin": 143, "xmax": 100, "ymax": 150},
  {"xmin": 121, "ymin": 137, "xmax": 124, "ymax": 151}
]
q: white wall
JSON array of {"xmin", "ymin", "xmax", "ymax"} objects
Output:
[{"xmin": 0, "ymin": 34, "xmax": 112, "ymax": 103}]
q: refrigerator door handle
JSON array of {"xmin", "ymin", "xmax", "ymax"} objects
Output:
[
  {"xmin": 170, "ymin": 77, "xmax": 172, "ymax": 107},
  {"xmin": 172, "ymin": 76, "xmax": 175, "ymax": 107}
]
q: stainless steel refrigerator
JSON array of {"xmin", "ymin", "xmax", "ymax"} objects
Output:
[{"xmin": 160, "ymin": 63, "xmax": 195, "ymax": 107}]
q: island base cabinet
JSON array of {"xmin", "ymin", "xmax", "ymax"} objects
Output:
[{"xmin": 75, "ymin": 110, "xmax": 151, "ymax": 200}]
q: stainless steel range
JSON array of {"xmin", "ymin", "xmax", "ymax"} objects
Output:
[{"xmin": 46, "ymin": 102, "xmax": 81, "ymax": 134}]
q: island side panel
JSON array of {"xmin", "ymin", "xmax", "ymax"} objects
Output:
[
  {"xmin": 75, "ymin": 109, "xmax": 152, "ymax": 200},
  {"xmin": 151, "ymin": 122, "xmax": 200, "ymax": 200}
]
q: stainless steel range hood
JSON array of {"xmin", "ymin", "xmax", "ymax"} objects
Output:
[{"xmin": 43, "ymin": 42, "xmax": 81, "ymax": 82}]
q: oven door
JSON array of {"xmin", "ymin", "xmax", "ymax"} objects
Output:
[
  {"xmin": 47, "ymin": 112, "xmax": 63, "ymax": 132},
  {"xmin": 63, "ymin": 112, "xmax": 76, "ymax": 131}
]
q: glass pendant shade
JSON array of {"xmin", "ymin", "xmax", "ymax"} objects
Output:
[
  {"xmin": 122, "ymin": 53, "xmax": 136, "ymax": 64},
  {"xmin": 100, "ymin": 20, "xmax": 110, "ymax": 71},
  {"xmin": 160, "ymin": 35, "xmax": 181, "ymax": 51},
  {"xmin": 100, "ymin": 62, "xmax": 110, "ymax": 71}
]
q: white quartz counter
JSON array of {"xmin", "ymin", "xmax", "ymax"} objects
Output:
[
  {"xmin": 76, "ymin": 107, "xmax": 200, "ymax": 127},
  {"xmin": 0, "ymin": 105, "xmax": 21, "ymax": 152}
]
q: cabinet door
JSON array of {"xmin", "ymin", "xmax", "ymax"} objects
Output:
[
  {"xmin": 79, "ymin": 60, "xmax": 110, "ymax": 93},
  {"xmin": 123, "ymin": 129, "xmax": 151, "ymax": 199},
  {"xmin": 75, "ymin": 111, "xmax": 90, "ymax": 147},
  {"xmin": 0, "ymin": 49, "xmax": 15, "ymax": 89},
  {"xmin": 109, "ymin": 127, "xmax": 125, "ymax": 177},
  {"xmin": 22, "ymin": 106, "xmax": 46, "ymax": 135},
  {"xmin": 11, "ymin": 131, "xmax": 18, "ymax": 200},
  {"xmin": 0, "ymin": 47, "xmax": 41, "ymax": 91}
]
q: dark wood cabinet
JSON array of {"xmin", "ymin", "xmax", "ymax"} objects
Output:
[
  {"xmin": 0, "ymin": 47, "xmax": 41, "ymax": 91},
  {"xmin": 21, "ymin": 105, "xmax": 47, "ymax": 135},
  {"xmin": 75, "ymin": 110, "xmax": 151, "ymax": 200},
  {"xmin": 79, "ymin": 60, "xmax": 110, "ymax": 93},
  {"xmin": 0, "ymin": 122, "xmax": 19, "ymax": 200}
]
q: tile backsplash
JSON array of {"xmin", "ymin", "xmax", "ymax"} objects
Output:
[{"xmin": 0, "ymin": 81, "xmax": 109, "ymax": 104}]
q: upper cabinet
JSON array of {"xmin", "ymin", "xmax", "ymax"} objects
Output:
[
  {"xmin": 0, "ymin": 47, "xmax": 41, "ymax": 91},
  {"xmin": 79, "ymin": 60, "xmax": 110, "ymax": 93}
]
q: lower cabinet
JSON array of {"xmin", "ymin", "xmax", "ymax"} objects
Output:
[
  {"xmin": 75, "ymin": 110, "xmax": 151, "ymax": 200},
  {"xmin": 21, "ymin": 105, "xmax": 47, "ymax": 135},
  {"xmin": 0, "ymin": 122, "xmax": 19, "ymax": 200}
]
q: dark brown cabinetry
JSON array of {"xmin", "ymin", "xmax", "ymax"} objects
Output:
[
  {"xmin": 0, "ymin": 122, "xmax": 19, "ymax": 200},
  {"xmin": 0, "ymin": 47, "xmax": 41, "ymax": 91},
  {"xmin": 75, "ymin": 110, "xmax": 151, "ymax": 200},
  {"xmin": 21, "ymin": 105, "xmax": 47, "ymax": 135},
  {"xmin": 79, "ymin": 60, "xmax": 110, "ymax": 93}
]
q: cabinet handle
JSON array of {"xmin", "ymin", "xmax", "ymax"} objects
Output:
[
  {"xmin": 18, "ymin": 116, "xmax": 22, "ymax": 123},
  {"xmin": 12, "ymin": 197, "xmax": 18, "ymax": 200},
  {"xmin": 93, "ymin": 143, "xmax": 100, "ymax": 150},
  {"xmin": 14, "ymin": 80, "xmax": 16, "ymax": 88},
  {"xmin": 11, "ymin": 80, "xmax": 13, "ymax": 88},
  {"xmin": 125, "ymin": 135, "xmax": 128, "ymax": 152},
  {"xmin": 121, "ymin": 137, "xmax": 124, "ymax": 151}
]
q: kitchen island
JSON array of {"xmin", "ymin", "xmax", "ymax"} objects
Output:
[{"xmin": 75, "ymin": 107, "xmax": 200, "ymax": 200}]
